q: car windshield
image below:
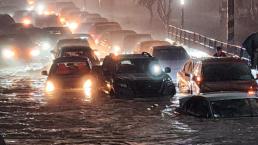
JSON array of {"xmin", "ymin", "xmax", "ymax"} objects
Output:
[
  {"xmin": 51, "ymin": 62, "xmax": 90, "ymax": 76},
  {"xmin": 153, "ymin": 47, "xmax": 189, "ymax": 60},
  {"xmin": 61, "ymin": 48, "xmax": 99, "ymax": 63},
  {"xmin": 117, "ymin": 59, "xmax": 160, "ymax": 74},
  {"xmin": 203, "ymin": 63, "xmax": 253, "ymax": 82},
  {"xmin": 211, "ymin": 98, "xmax": 258, "ymax": 118}
]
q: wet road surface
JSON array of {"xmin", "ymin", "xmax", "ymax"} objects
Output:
[{"xmin": 0, "ymin": 67, "xmax": 258, "ymax": 145}]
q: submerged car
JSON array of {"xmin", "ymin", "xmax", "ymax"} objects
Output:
[
  {"xmin": 177, "ymin": 92, "xmax": 258, "ymax": 118},
  {"xmin": 42, "ymin": 57, "xmax": 98, "ymax": 100},
  {"xmin": 101, "ymin": 52, "xmax": 176, "ymax": 98},
  {"xmin": 153, "ymin": 45, "xmax": 190, "ymax": 81},
  {"xmin": 177, "ymin": 57, "xmax": 257, "ymax": 94}
]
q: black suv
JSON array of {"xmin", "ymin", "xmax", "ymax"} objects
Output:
[{"xmin": 101, "ymin": 52, "xmax": 176, "ymax": 98}]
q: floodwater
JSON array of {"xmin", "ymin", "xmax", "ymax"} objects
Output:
[{"xmin": 0, "ymin": 66, "xmax": 258, "ymax": 145}]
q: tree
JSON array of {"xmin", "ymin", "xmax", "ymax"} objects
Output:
[
  {"xmin": 156, "ymin": 0, "xmax": 173, "ymax": 29},
  {"xmin": 136, "ymin": 0, "xmax": 173, "ymax": 29},
  {"xmin": 136, "ymin": 0, "xmax": 157, "ymax": 22}
]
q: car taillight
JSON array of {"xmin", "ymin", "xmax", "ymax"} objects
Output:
[{"xmin": 248, "ymin": 86, "xmax": 256, "ymax": 96}]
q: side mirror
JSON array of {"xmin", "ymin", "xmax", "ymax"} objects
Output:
[
  {"xmin": 164, "ymin": 67, "xmax": 171, "ymax": 73},
  {"xmin": 41, "ymin": 71, "xmax": 48, "ymax": 76},
  {"xmin": 92, "ymin": 65, "xmax": 102, "ymax": 75},
  {"xmin": 185, "ymin": 73, "xmax": 191, "ymax": 77}
]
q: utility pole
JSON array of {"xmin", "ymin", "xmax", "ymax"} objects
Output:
[
  {"xmin": 82, "ymin": 0, "xmax": 86, "ymax": 11},
  {"xmin": 227, "ymin": 0, "xmax": 234, "ymax": 44}
]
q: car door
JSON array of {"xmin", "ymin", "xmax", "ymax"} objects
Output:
[
  {"xmin": 185, "ymin": 97, "xmax": 212, "ymax": 118},
  {"xmin": 178, "ymin": 60, "xmax": 195, "ymax": 92},
  {"xmin": 191, "ymin": 62, "xmax": 202, "ymax": 94},
  {"xmin": 102, "ymin": 56, "xmax": 116, "ymax": 92}
]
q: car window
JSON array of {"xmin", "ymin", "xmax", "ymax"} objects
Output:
[
  {"xmin": 153, "ymin": 47, "xmax": 189, "ymax": 60},
  {"xmin": 203, "ymin": 63, "xmax": 253, "ymax": 82},
  {"xmin": 61, "ymin": 48, "xmax": 99, "ymax": 64},
  {"xmin": 211, "ymin": 99, "xmax": 257, "ymax": 118},
  {"xmin": 116, "ymin": 59, "xmax": 160, "ymax": 74},
  {"xmin": 185, "ymin": 97, "xmax": 211, "ymax": 118}
]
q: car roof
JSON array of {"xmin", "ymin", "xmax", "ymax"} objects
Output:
[
  {"xmin": 140, "ymin": 40, "xmax": 170, "ymax": 46},
  {"xmin": 153, "ymin": 45, "xmax": 185, "ymax": 49},
  {"xmin": 53, "ymin": 56, "xmax": 90, "ymax": 63},
  {"xmin": 180, "ymin": 92, "xmax": 258, "ymax": 102},
  {"xmin": 114, "ymin": 53, "xmax": 156, "ymax": 60},
  {"xmin": 61, "ymin": 46, "xmax": 92, "ymax": 50},
  {"xmin": 199, "ymin": 57, "xmax": 246, "ymax": 64}
]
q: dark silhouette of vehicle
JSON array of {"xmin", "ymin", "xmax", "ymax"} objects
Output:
[
  {"xmin": 153, "ymin": 45, "xmax": 190, "ymax": 81},
  {"xmin": 101, "ymin": 52, "xmax": 176, "ymax": 98}
]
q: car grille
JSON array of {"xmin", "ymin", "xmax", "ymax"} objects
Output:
[{"xmin": 133, "ymin": 80, "xmax": 162, "ymax": 95}]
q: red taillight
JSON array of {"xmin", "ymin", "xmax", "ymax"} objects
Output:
[{"xmin": 248, "ymin": 86, "xmax": 256, "ymax": 96}]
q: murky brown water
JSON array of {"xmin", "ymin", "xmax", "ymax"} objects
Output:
[{"xmin": 0, "ymin": 68, "xmax": 258, "ymax": 145}]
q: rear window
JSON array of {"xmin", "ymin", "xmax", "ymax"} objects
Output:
[
  {"xmin": 51, "ymin": 62, "xmax": 90, "ymax": 76},
  {"xmin": 203, "ymin": 63, "xmax": 253, "ymax": 82},
  {"xmin": 61, "ymin": 48, "xmax": 99, "ymax": 64},
  {"xmin": 211, "ymin": 98, "xmax": 258, "ymax": 118},
  {"xmin": 153, "ymin": 47, "xmax": 189, "ymax": 60}
]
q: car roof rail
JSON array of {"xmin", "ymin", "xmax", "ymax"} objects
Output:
[{"xmin": 141, "ymin": 52, "xmax": 152, "ymax": 57}]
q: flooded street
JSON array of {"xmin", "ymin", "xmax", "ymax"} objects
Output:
[{"xmin": 0, "ymin": 66, "xmax": 256, "ymax": 145}]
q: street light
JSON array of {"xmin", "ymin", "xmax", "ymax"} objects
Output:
[{"xmin": 180, "ymin": 0, "xmax": 185, "ymax": 29}]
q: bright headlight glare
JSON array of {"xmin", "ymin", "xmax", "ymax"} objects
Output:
[
  {"xmin": 46, "ymin": 81, "xmax": 55, "ymax": 92},
  {"xmin": 30, "ymin": 49, "xmax": 40, "ymax": 57},
  {"xmin": 2, "ymin": 49, "xmax": 15, "ymax": 59},
  {"xmin": 151, "ymin": 64, "xmax": 162, "ymax": 76},
  {"xmin": 84, "ymin": 80, "xmax": 92, "ymax": 96},
  {"xmin": 42, "ymin": 42, "xmax": 51, "ymax": 50}
]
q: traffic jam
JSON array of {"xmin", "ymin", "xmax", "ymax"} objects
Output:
[{"xmin": 0, "ymin": 0, "xmax": 258, "ymax": 144}]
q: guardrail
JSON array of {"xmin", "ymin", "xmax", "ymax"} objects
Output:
[{"xmin": 168, "ymin": 25, "xmax": 249, "ymax": 60}]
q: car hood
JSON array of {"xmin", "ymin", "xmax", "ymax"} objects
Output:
[
  {"xmin": 201, "ymin": 80, "xmax": 257, "ymax": 93},
  {"xmin": 116, "ymin": 73, "xmax": 163, "ymax": 81}
]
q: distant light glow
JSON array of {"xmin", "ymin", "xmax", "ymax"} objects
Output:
[
  {"xmin": 180, "ymin": 0, "xmax": 185, "ymax": 5},
  {"xmin": 67, "ymin": 22, "xmax": 78, "ymax": 32},
  {"xmin": 22, "ymin": 18, "xmax": 32, "ymax": 26},
  {"xmin": 36, "ymin": 4, "xmax": 45, "ymax": 15},
  {"xmin": 30, "ymin": 49, "xmax": 40, "ymax": 57},
  {"xmin": 2, "ymin": 49, "xmax": 15, "ymax": 59},
  {"xmin": 113, "ymin": 45, "xmax": 121, "ymax": 55}
]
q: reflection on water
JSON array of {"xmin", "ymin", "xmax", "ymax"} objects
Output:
[{"xmin": 0, "ymin": 69, "xmax": 258, "ymax": 144}]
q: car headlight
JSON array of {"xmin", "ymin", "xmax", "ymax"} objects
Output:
[
  {"xmin": 2, "ymin": 49, "xmax": 15, "ymax": 59},
  {"xmin": 30, "ymin": 49, "xmax": 40, "ymax": 57},
  {"xmin": 46, "ymin": 81, "xmax": 55, "ymax": 92},
  {"xmin": 151, "ymin": 64, "xmax": 162, "ymax": 76},
  {"xmin": 83, "ymin": 80, "xmax": 92, "ymax": 97}
]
